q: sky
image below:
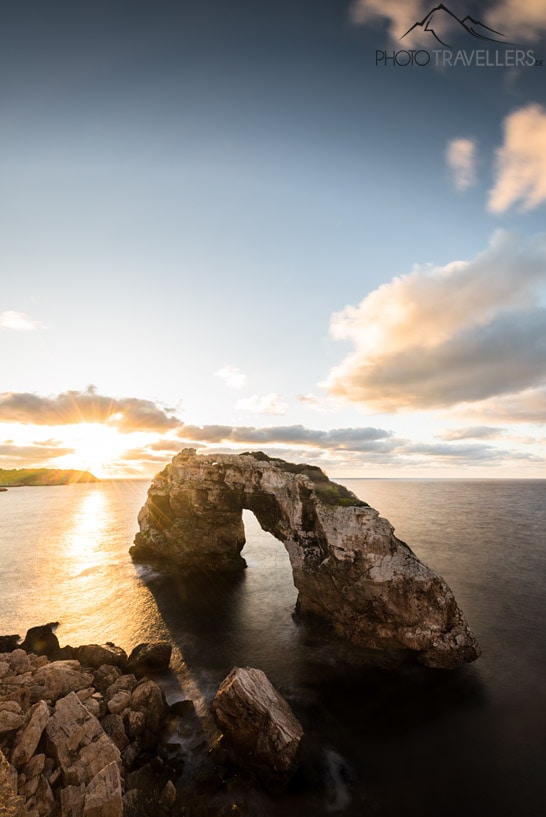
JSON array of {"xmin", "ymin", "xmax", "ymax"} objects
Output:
[{"xmin": 1, "ymin": 0, "xmax": 546, "ymax": 479}]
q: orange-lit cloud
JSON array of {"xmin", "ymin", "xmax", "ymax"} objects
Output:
[
  {"xmin": 0, "ymin": 386, "xmax": 180, "ymax": 432},
  {"xmin": 485, "ymin": 0, "xmax": 546, "ymax": 41},
  {"xmin": 436, "ymin": 426, "xmax": 505, "ymax": 441},
  {"xmin": 176, "ymin": 423, "xmax": 393, "ymax": 450},
  {"xmin": 0, "ymin": 440, "xmax": 74, "ymax": 463},
  {"xmin": 489, "ymin": 104, "xmax": 546, "ymax": 213},
  {"xmin": 459, "ymin": 386, "xmax": 546, "ymax": 425},
  {"xmin": 446, "ymin": 138, "xmax": 477, "ymax": 190},
  {"xmin": 324, "ymin": 232, "xmax": 546, "ymax": 411},
  {"xmin": 350, "ymin": 1, "xmax": 425, "ymax": 41}
]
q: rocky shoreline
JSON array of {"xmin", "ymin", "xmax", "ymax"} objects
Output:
[{"xmin": 0, "ymin": 625, "xmax": 304, "ymax": 817}]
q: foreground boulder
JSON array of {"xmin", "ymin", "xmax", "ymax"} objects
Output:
[
  {"xmin": 211, "ymin": 667, "xmax": 304, "ymax": 793},
  {"xmin": 132, "ymin": 449, "xmax": 480, "ymax": 669}
]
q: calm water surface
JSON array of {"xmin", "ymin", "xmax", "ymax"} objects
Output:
[{"xmin": 1, "ymin": 478, "xmax": 545, "ymax": 816}]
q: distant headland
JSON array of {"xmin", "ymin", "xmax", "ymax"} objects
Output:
[{"xmin": 0, "ymin": 468, "xmax": 99, "ymax": 488}]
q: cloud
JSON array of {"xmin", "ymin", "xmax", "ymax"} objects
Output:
[
  {"xmin": 489, "ymin": 105, "xmax": 546, "ymax": 213},
  {"xmin": 446, "ymin": 138, "xmax": 477, "ymax": 191},
  {"xmin": 325, "ymin": 232, "xmax": 546, "ymax": 411},
  {"xmin": 0, "ymin": 442, "xmax": 74, "ymax": 461},
  {"xmin": 177, "ymin": 423, "xmax": 393, "ymax": 451},
  {"xmin": 461, "ymin": 386, "xmax": 546, "ymax": 425},
  {"xmin": 0, "ymin": 386, "xmax": 180, "ymax": 432},
  {"xmin": 235, "ymin": 393, "xmax": 288, "ymax": 415},
  {"xmin": 0, "ymin": 311, "xmax": 44, "ymax": 331},
  {"xmin": 485, "ymin": 0, "xmax": 546, "ymax": 42},
  {"xmin": 350, "ymin": 1, "xmax": 425, "ymax": 41},
  {"xmin": 214, "ymin": 366, "xmax": 247, "ymax": 389},
  {"xmin": 436, "ymin": 426, "xmax": 505, "ymax": 441}
]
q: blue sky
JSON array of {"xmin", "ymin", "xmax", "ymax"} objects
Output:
[{"xmin": 1, "ymin": 0, "xmax": 546, "ymax": 477}]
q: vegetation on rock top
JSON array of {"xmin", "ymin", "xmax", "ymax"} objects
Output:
[{"xmin": 0, "ymin": 468, "xmax": 99, "ymax": 486}]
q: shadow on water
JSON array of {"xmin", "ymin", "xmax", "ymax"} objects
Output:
[{"xmin": 137, "ymin": 559, "xmax": 493, "ymax": 817}]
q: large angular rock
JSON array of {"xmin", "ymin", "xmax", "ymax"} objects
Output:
[
  {"xmin": 45, "ymin": 692, "xmax": 121, "ymax": 787},
  {"xmin": 0, "ymin": 749, "xmax": 27, "ymax": 816},
  {"xmin": 132, "ymin": 449, "xmax": 480, "ymax": 668},
  {"xmin": 82, "ymin": 762, "xmax": 122, "ymax": 817},
  {"xmin": 21, "ymin": 624, "xmax": 60, "ymax": 659},
  {"xmin": 11, "ymin": 701, "xmax": 50, "ymax": 768},
  {"xmin": 74, "ymin": 645, "xmax": 127, "ymax": 671},
  {"xmin": 126, "ymin": 642, "xmax": 172, "ymax": 675},
  {"xmin": 31, "ymin": 661, "xmax": 94, "ymax": 703},
  {"xmin": 211, "ymin": 666, "xmax": 303, "ymax": 792}
]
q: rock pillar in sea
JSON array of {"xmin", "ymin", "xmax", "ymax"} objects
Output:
[{"xmin": 131, "ymin": 449, "xmax": 480, "ymax": 669}]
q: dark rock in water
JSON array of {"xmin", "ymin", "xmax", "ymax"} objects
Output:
[
  {"xmin": 127, "ymin": 642, "xmax": 172, "ymax": 675},
  {"xmin": 21, "ymin": 623, "xmax": 60, "ymax": 658},
  {"xmin": 0, "ymin": 635, "xmax": 20, "ymax": 652},
  {"xmin": 169, "ymin": 699, "xmax": 195, "ymax": 717},
  {"xmin": 75, "ymin": 643, "xmax": 128, "ymax": 670},
  {"xmin": 132, "ymin": 449, "xmax": 481, "ymax": 669},
  {"xmin": 211, "ymin": 666, "xmax": 304, "ymax": 793}
]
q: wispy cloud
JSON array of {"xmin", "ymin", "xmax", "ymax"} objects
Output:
[
  {"xmin": 235, "ymin": 393, "xmax": 288, "ymax": 415},
  {"xmin": 489, "ymin": 104, "xmax": 546, "ymax": 213},
  {"xmin": 324, "ymin": 232, "xmax": 546, "ymax": 411},
  {"xmin": 0, "ymin": 442, "xmax": 74, "ymax": 461},
  {"xmin": 460, "ymin": 386, "xmax": 546, "ymax": 425},
  {"xmin": 436, "ymin": 426, "xmax": 505, "ymax": 441},
  {"xmin": 177, "ymin": 423, "xmax": 393, "ymax": 450},
  {"xmin": 485, "ymin": 0, "xmax": 546, "ymax": 42},
  {"xmin": 446, "ymin": 138, "xmax": 477, "ymax": 191},
  {"xmin": 350, "ymin": 1, "xmax": 425, "ymax": 41},
  {"xmin": 0, "ymin": 386, "xmax": 180, "ymax": 432},
  {"xmin": 0, "ymin": 311, "xmax": 44, "ymax": 331},
  {"xmin": 214, "ymin": 366, "xmax": 247, "ymax": 389}
]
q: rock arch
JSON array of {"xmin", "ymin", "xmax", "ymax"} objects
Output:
[{"xmin": 131, "ymin": 449, "xmax": 480, "ymax": 668}]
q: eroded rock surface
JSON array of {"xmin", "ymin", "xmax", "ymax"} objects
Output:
[
  {"xmin": 0, "ymin": 632, "xmax": 178, "ymax": 817},
  {"xmin": 132, "ymin": 449, "xmax": 480, "ymax": 668},
  {"xmin": 212, "ymin": 667, "xmax": 303, "ymax": 793}
]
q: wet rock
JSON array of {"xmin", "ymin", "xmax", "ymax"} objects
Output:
[
  {"xmin": 75, "ymin": 644, "xmax": 128, "ymax": 671},
  {"xmin": 21, "ymin": 624, "xmax": 60, "ymax": 659},
  {"xmin": 133, "ymin": 449, "xmax": 480, "ymax": 669},
  {"xmin": 129, "ymin": 680, "xmax": 168, "ymax": 736},
  {"xmin": 100, "ymin": 714, "xmax": 129, "ymax": 752},
  {"xmin": 211, "ymin": 666, "xmax": 304, "ymax": 793},
  {"xmin": 127, "ymin": 642, "xmax": 172, "ymax": 676},
  {"xmin": 0, "ymin": 635, "xmax": 20, "ymax": 653},
  {"xmin": 160, "ymin": 779, "xmax": 177, "ymax": 809}
]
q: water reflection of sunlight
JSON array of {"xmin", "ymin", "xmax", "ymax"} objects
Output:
[{"xmin": 64, "ymin": 489, "xmax": 109, "ymax": 573}]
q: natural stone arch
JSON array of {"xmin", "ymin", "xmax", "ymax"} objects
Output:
[{"xmin": 131, "ymin": 449, "xmax": 480, "ymax": 669}]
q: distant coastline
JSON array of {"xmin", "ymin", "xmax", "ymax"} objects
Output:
[{"xmin": 0, "ymin": 468, "xmax": 99, "ymax": 488}]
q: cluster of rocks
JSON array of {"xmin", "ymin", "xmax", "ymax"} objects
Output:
[
  {"xmin": 0, "ymin": 626, "xmax": 179, "ymax": 817},
  {"xmin": 1, "ymin": 626, "xmax": 305, "ymax": 817}
]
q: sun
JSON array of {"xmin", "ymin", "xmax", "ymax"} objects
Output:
[{"xmin": 62, "ymin": 423, "xmax": 129, "ymax": 478}]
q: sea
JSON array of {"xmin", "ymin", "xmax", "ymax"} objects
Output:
[{"xmin": 1, "ymin": 478, "xmax": 545, "ymax": 816}]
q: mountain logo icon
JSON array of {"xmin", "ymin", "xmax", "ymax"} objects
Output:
[{"xmin": 401, "ymin": 3, "xmax": 513, "ymax": 48}]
